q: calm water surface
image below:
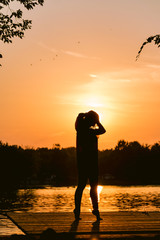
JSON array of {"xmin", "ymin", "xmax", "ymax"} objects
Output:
[{"xmin": 1, "ymin": 185, "xmax": 160, "ymax": 213}]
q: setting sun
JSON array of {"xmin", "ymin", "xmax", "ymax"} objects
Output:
[{"xmin": 86, "ymin": 97, "xmax": 103, "ymax": 108}]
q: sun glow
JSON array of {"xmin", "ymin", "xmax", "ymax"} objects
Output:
[
  {"xmin": 85, "ymin": 96, "xmax": 104, "ymax": 108},
  {"xmin": 79, "ymin": 96, "xmax": 104, "ymax": 121},
  {"xmin": 97, "ymin": 185, "xmax": 103, "ymax": 201}
]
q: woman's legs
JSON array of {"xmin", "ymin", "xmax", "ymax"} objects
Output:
[
  {"xmin": 89, "ymin": 174, "xmax": 102, "ymax": 220},
  {"xmin": 90, "ymin": 182, "xmax": 98, "ymax": 211},
  {"xmin": 74, "ymin": 174, "xmax": 87, "ymax": 219}
]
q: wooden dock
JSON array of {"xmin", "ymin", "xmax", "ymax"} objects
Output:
[
  {"xmin": 7, "ymin": 212, "xmax": 160, "ymax": 239},
  {"xmin": 0, "ymin": 214, "xmax": 24, "ymax": 237}
]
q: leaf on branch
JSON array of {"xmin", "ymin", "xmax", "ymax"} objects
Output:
[
  {"xmin": 1, "ymin": 0, "xmax": 10, "ymax": 6},
  {"xmin": 17, "ymin": 0, "xmax": 44, "ymax": 10},
  {"xmin": 0, "ymin": 10, "xmax": 32, "ymax": 44},
  {"xmin": 0, "ymin": 0, "xmax": 44, "ymax": 65},
  {"xmin": 136, "ymin": 34, "xmax": 160, "ymax": 61},
  {"xmin": 16, "ymin": 9, "xmax": 23, "ymax": 18},
  {"xmin": 0, "ymin": 53, "xmax": 2, "ymax": 67}
]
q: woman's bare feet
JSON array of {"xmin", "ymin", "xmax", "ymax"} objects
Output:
[{"xmin": 92, "ymin": 210, "xmax": 103, "ymax": 221}]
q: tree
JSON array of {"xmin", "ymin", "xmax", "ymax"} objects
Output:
[
  {"xmin": 0, "ymin": 0, "xmax": 44, "ymax": 66},
  {"xmin": 136, "ymin": 34, "xmax": 160, "ymax": 60},
  {"xmin": 115, "ymin": 140, "xmax": 128, "ymax": 151}
]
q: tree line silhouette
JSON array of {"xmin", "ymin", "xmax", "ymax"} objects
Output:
[{"xmin": 0, "ymin": 140, "xmax": 160, "ymax": 191}]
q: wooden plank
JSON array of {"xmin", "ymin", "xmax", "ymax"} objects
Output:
[
  {"xmin": 7, "ymin": 212, "xmax": 160, "ymax": 237},
  {"xmin": 0, "ymin": 214, "xmax": 25, "ymax": 236}
]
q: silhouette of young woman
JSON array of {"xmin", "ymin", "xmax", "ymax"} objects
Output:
[{"xmin": 74, "ymin": 110, "xmax": 106, "ymax": 221}]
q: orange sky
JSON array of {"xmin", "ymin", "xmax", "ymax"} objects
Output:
[{"xmin": 1, "ymin": 0, "xmax": 160, "ymax": 149}]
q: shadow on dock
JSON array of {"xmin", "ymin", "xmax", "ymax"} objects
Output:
[{"xmin": 4, "ymin": 212, "xmax": 160, "ymax": 240}]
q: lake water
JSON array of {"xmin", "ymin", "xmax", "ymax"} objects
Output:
[{"xmin": 1, "ymin": 185, "xmax": 160, "ymax": 213}]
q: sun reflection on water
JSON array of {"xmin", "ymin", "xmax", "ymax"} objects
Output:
[
  {"xmin": 13, "ymin": 185, "xmax": 160, "ymax": 213},
  {"xmin": 97, "ymin": 185, "xmax": 103, "ymax": 201},
  {"xmin": 86, "ymin": 185, "xmax": 103, "ymax": 201},
  {"xmin": 85, "ymin": 185, "xmax": 103, "ymax": 212}
]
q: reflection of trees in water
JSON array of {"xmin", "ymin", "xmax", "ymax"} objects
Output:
[
  {"xmin": 0, "ymin": 189, "xmax": 34, "ymax": 212},
  {"xmin": 114, "ymin": 193, "xmax": 160, "ymax": 210}
]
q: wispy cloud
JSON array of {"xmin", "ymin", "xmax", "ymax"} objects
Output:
[
  {"xmin": 62, "ymin": 50, "xmax": 88, "ymax": 58},
  {"xmin": 89, "ymin": 74, "xmax": 97, "ymax": 78},
  {"xmin": 37, "ymin": 41, "xmax": 99, "ymax": 59},
  {"xmin": 62, "ymin": 50, "xmax": 100, "ymax": 60},
  {"xmin": 37, "ymin": 42, "xmax": 57, "ymax": 53}
]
